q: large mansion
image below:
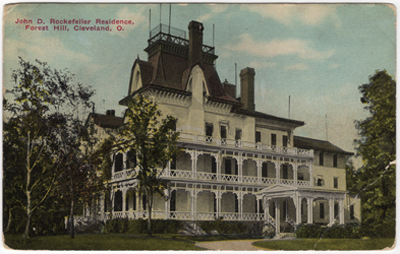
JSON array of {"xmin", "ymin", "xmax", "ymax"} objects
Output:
[{"xmin": 85, "ymin": 21, "xmax": 361, "ymax": 236}]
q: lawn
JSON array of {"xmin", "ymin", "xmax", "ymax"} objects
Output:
[
  {"xmin": 4, "ymin": 234, "xmax": 204, "ymax": 250},
  {"xmin": 253, "ymin": 238, "xmax": 395, "ymax": 251}
]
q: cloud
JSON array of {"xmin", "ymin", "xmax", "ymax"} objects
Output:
[
  {"xmin": 244, "ymin": 4, "xmax": 341, "ymax": 27},
  {"xmin": 4, "ymin": 35, "xmax": 90, "ymax": 64},
  {"xmin": 198, "ymin": 4, "xmax": 229, "ymax": 21},
  {"xmin": 109, "ymin": 7, "xmax": 147, "ymax": 37},
  {"xmin": 248, "ymin": 61, "xmax": 276, "ymax": 69},
  {"xmin": 285, "ymin": 63, "xmax": 308, "ymax": 70},
  {"xmin": 226, "ymin": 34, "xmax": 334, "ymax": 60}
]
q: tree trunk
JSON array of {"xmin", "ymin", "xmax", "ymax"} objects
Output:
[
  {"xmin": 69, "ymin": 167, "xmax": 75, "ymax": 239},
  {"xmin": 23, "ymin": 174, "xmax": 31, "ymax": 238},
  {"xmin": 147, "ymin": 193, "xmax": 152, "ymax": 237},
  {"xmin": 5, "ymin": 207, "xmax": 12, "ymax": 233}
]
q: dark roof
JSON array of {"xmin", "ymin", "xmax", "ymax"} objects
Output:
[
  {"xmin": 232, "ymin": 108, "xmax": 305, "ymax": 126},
  {"xmin": 87, "ymin": 113, "xmax": 123, "ymax": 129},
  {"xmin": 294, "ymin": 136, "xmax": 354, "ymax": 155},
  {"xmin": 129, "ymin": 48, "xmax": 237, "ymax": 103}
]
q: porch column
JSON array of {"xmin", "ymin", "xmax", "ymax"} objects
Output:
[
  {"xmin": 256, "ymin": 197, "xmax": 261, "ymax": 221},
  {"xmin": 111, "ymin": 188, "xmax": 115, "ymax": 215},
  {"xmin": 215, "ymin": 191, "xmax": 222, "ymax": 219},
  {"xmin": 309, "ymin": 161, "xmax": 313, "ymax": 187},
  {"xmin": 296, "ymin": 196, "xmax": 302, "ymax": 225},
  {"xmin": 235, "ymin": 156, "xmax": 244, "ymax": 183},
  {"xmin": 293, "ymin": 164, "xmax": 298, "ymax": 186},
  {"xmin": 339, "ymin": 199, "xmax": 344, "ymax": 225},
  {"xmin": 275, "ymin": 200, "xmax": 281, "ymax": 235},
  {"xmin": 122, "ymin": 188, "xmax": 127, "ymax": 214},
  {"xmin": 212, "ymin": 153, "xmax": 221, "ymax": 181},
  {"xmin": 164, "ymin": 189, "xmax": 170, "ymax": 219},
  {"xmin": 190, "ymin": 190, "xmax": 198, "ymax": 220},
  {"xmin": 187, "ymin": 150, "xmax": 202, "ymax": 180},
  {"xmin": 135, "ymin": 192, "xmax": 140, "ymax": 217},
  {"xmin": 307, "ymin": 197, "xmax": 313, "ymax": 224},
  {"xmin": 265, "ymin": 198, "xmax": 270, "ymax": 223},
  {"xmin": 256, "ymin": 160, "xmax": 262, "ymax": 184},
  {"xmin": 329, "ymin": 198, "xmax": 335, "ymax": 226},
  {"xmin": 275, "ymin": 161, "xmax": 281, "ymax": 184}
]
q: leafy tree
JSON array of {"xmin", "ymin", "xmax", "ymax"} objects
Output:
[
  {"xmin": 3, "ymin": 57, "xmax": 95, "ymax": 238},
  {"xmin": 354, "ymin": 70, "xmax": 396, "ymax": 237},
  {"xmin": 112, "ymin": 96, "xmax": 180, "ymax": 236}
]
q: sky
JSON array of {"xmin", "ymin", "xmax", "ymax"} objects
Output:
[{"xmin": 3, "ymin": 3, "xmax": 396, "ymax": 168}]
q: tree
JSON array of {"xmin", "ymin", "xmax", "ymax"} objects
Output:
[
  {"xmin": 112, "ymin": 96, "xmax": 180, "ymax": 236},
  {"xmin": 354, "ymin": 70, "xmax": 396, "ymax": 237},
  {"xmin": 3, "ymin": 57, "xmax": 95, "ymax": 238}
]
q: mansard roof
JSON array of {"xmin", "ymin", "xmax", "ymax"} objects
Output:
[
  {"xmin": 127, "ymin": 51, "xmax": 238, "ymax": 104},
  {"xmin": 294, "ymin": 136, "xmax": 354, "ymax": 155},
  {"xmin": 86, "ymin": 112, "xmax": 123, "ymax": 129}
]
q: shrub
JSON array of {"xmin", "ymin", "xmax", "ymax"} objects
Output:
[
  {"xmin": 199, "ymin": 219, "xmax": 248, "ymax": 235},
  {"xmin": 104, "ymin": 219, "xmax": 183, "ymax": 234},
  {"xmin": 295, "ymin": 223, "xmax": 361, "ymax": 239}
]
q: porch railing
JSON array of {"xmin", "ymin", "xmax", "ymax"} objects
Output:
[{"xmin": 179, "ymin": 133, "xmax": 313, "ymax": 157}]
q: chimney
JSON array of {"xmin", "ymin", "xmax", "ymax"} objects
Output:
[
  {"xmin": 240, "ymin": 67, "xmax": 255, "ymax": 111},
  {"xmin": 188, "ymin": 21, "xmax": 204, "ymax": 67}
]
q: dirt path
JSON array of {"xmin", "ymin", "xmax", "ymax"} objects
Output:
[{"xmin": 195, "ymin": 240, "xmax": 271, "ymax": 251}]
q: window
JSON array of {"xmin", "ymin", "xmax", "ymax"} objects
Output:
[
  {"xmin": 333, "ymin": 154, "xmax": 338, "ymax": 167},
  {"xmin": 350, "ymin": 205, "xmax": 355, "ymax": 220},
  {"xmin": 211, "ymin": 157, "xmax": 217, "ymax": 174},
  {"xmin": 220, "ymin": 125, "xmax": 227, "ymax": 139},
  {"xmin": 283, "ymin": 135, "xmax": 288, "ymax": 147},
  {"xmin": 234, "ymin": 160, "xmax": 238, "ymax": 175},
  {"xmin": 255, "ymin": 131, "xmax": 261, "ymax": 143},
  {"xmin": 205, "ymin": 123, "xmax": 213, "ymax": 137},
  {"xmin": 334, "ymin": 178, "xmax": 338, "ymax": 188},
  {"xmin": 317, "ymin": 178, "xmax": 324, "ymax": 186},
  {"xmin": 262, "ymin": 162, "xmax": 268, "ymax": 178},
  {"xmin": 214, "ymin": 195, "xmax": 217, "ymax": 213},
  {"xmin": 114, "ymin": 191, "xmax": 123, "ymax": 212},
  {"xmin": 298, "ymin": 173, "xmax": 304, "ymax": 181},
  {"xmin": 235, "ymin": 129, "xmax": 242, "ymax": 140},
  {"xmin": 301, "ymin": 202, "xmax": 304, "ymax": 215},
  {"xmin": 320, "ymin": 203, "xmax": 325, "ymax": 219},
  {"xmin": 271, "ymin": 133, "xmax": 277, "ymax": 146},
  {"xmin": 334, "ymin": 203, "xmax": 339, "ymax": 218},
  {"xmin": 282, "ymin": 164, "xmax": 288, "ymax": 179},
  {"xmin": 225, "ymin": 159, "xmax": 232, "ymax": 174},
  {"xmin": 114, "ymin": 153, "xmax": 123, "ymax": 172},
  {"xmin": 319, "ymin": 152, "xmax": 324, "ymax": 166}
]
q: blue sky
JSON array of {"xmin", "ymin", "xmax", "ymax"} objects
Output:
[{"xmin": 3, "ymin": 3, "xmax": 396, "ymax": 166}]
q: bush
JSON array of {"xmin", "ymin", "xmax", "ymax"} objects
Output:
[
  {"xmin": 104, "ymin": 219, "xmax": 183, "ymax": 234},
  {"xmin": 295, "ymin": 223, "xmax": 361, "ymax": 239},
  {"xmin": 199, "ymin": 219, "xmax": 248, "ymax": 235}
]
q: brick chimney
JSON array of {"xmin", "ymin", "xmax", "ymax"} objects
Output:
[
  {"xmin": 240, "ymin": 67, "xmax": 255, "ymax": 111},
  {"xmin": 188, "ymin": 21, "xmax": 204, "ymax": 67}
]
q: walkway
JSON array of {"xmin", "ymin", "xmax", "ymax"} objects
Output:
[{"xmin": 195, "ymin": 240, "xmax": 270, "ymax": 251}]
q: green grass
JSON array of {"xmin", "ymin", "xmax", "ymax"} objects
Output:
[
  {"xmin": 4, "ymin": 234, "xmax": 203, "ymax": 250},
  {"xmin": 253, "ymin": 238, "xmax": 395, "ymax": 251}
]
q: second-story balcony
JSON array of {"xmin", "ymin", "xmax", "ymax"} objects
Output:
[{"xmin": 179, "ymin": 133, "xmax": 314, "ymax": 158}]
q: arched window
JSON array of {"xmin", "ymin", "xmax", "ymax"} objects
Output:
[{"xmin": 126, "ymin": 150, "xmax": 136, "ymax": 169}]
